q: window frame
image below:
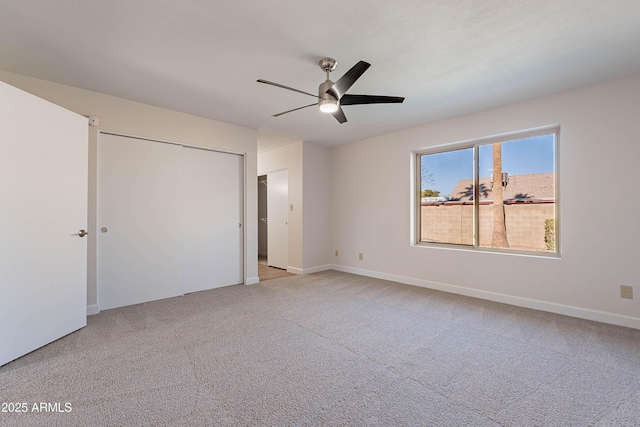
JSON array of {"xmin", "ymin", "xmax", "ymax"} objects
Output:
[{"xmin": 414, "ymin": 126, "xmax": 560, "ymax": 257}]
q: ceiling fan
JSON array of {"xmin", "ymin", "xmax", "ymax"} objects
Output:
[{"xmin": 257, "ymin": 58, "xmax": 404, "ymax": 124}]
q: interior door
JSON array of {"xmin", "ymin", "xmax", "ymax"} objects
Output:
[
  {"xmin": 0, "ymin": 81, "xmax": 87, "ymax": 366},
  {"xmin": 257, "ymin": 176, "xmax": 268, "ymax": 258},
  {"xmin": 97, "ymin": 133, "xmax": 183, "ymax": 310},
  {"xmin": 267, "ymin": 169, "xmax": 288, "ymax": 270}
]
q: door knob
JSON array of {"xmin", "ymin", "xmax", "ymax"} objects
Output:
[{"xmin": 72, "ymin": 229, "xmax": 88, "ymax": 238}]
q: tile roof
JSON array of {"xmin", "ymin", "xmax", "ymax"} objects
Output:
[{"xmin": 449, "ymin": 172, "xmax": 555, "ymax": 202}]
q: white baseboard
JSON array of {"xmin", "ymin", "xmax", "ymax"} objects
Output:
[
  {"xmin": 287, "ymin": 265, "xmax": 332, "ymax": 275},
  {"xmin": 302, "ymin": 264, "xmax": 332, "ymax": 274},
  {"xmin": 87, "ymin": 304, "xmax": 100, "ymax": 316},
  {"xmin": 245, "ymin": 277, "xmax": 259, "ymax": 285},
  {"xmin": 330, "ymin": 264, "xmax": 640, "ymax": 330}
]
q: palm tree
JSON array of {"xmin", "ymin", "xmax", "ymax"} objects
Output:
[{"xmin": 491, "ymin": 143, "xmax": 509, "ymax": 248}]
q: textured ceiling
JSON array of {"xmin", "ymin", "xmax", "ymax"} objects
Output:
[{"xmin": 2, "ymin": 1, "xmax": 640, "ymax": 152}]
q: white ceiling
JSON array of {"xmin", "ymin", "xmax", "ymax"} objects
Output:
[{"xmin": 2, "ymin": 1, "xmax": 640, "ymax": 153}]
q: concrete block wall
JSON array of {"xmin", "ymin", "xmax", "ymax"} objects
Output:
[{"xmin": 421, "ymin": 203, "xmax": 555, "ymax": 251}]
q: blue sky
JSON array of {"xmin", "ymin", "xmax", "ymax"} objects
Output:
[{"xmin": 421, "ymin": 134, "xmax": 555, "ymax": 197}]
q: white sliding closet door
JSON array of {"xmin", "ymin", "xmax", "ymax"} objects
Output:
[
  {"xmin": 98, "ymin": 134, "xmax": 244, "ymax": 310},
  {"xmin": 182, "ymin": 148, "xmax": 243, "ymax": 293},
  {"xmin": 97, "ymin": 133, "xmax": 183, "ymax": 310}
]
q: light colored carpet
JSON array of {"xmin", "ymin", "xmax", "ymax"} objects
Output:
[{"xmin": 1, "ymin": 270, "xmax": 639, "ymax": 426}]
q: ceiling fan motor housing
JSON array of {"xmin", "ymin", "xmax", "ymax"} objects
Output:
[
  {"xmin": 319, "ymin": 79, "xmax": 337, "ymax": 101},
  {"xmin": 318, "ymin": 79, "xmax": 338, "ymax": 112}
]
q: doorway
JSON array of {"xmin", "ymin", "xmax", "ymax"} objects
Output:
[
  {"xmin": 257, "ymin": 171, "xmax": 292, "ymax": 281},
  {"xmin": 258, "ymin": 174, "xmax": 268, "ymax": 262}
]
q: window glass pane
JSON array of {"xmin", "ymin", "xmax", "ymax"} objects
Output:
[
  {"xmin": 477, "ymin": 134, "xmax": 556, "ymax": 251},
  {"xmin": 420, "ymin": 147, "xmax": 474, "ymax": 245}
]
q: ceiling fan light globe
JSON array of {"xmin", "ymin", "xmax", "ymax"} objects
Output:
[{"xmin": 319, "ymin": 98, "xmax": 339, "ymax": 113}]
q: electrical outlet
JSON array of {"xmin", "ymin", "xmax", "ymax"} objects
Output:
[
  {"xmin": 358, "ymin": 253, "xmax": 363, "ymax": 261},
  {"xmin": 335, "ymin": 250, "xmax": 339, "ymax": 257},
  {"xmin": 620, "ymin": 285, "xmax": 633, "ymax": 299}
]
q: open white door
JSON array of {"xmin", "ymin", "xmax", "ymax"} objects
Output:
[
  {"xmin": 267, "ymin": 169, "xmax": 288, "ymax": 270},
  {"xmin": 0, "ymin": 81, "xmax": 87, "ymax": 366}
]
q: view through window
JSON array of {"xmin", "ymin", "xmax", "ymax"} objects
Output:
[{"xmin": 418, "ymin": 129, "xmax": 557, "ymax": 254}]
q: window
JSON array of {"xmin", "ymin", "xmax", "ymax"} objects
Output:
[{"xmin": 416, "ymin": 128, "xmax": 558, "ymax": 255}]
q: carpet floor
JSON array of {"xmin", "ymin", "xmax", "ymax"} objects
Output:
[{"xmin": 1, "ymin": 270, "xmax": 639, "ymax": 426}]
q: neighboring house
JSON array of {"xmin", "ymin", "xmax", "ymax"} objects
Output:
[
  {"xmin": 421, "ymin": 173, "xmax": 555, "ymax": 251},
  {"xmin": 448, "ymin": 172, "xmax": 555, "ymax": 203}
]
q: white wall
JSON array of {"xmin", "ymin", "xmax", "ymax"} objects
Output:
[
  {"xmin": 0, "ymin": 70, "xmax": 259, "ymax": 313},
  {"xmin": 302, "ymin": 141, "xmax": 332, "ymax": 272},
  {"xmin": 331, "ymin": 73, "xmax": 640, "ymax": 329},
  {"xmin": 258, "ymin": 141, "xmax": 332, "ymax": 273}
]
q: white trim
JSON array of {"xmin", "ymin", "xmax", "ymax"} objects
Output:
[
  {"xmin": 87, "ymin": 304, "xmax": 100, "ymax": 316},
  {"xmin": 301, "ymin": 264, "xmax": 332, "ymax": 274},
  {"xmin": 414, "ymin": 127, "xmax": 560, "ymax": 257},
  {"xmin": 241, "ymin": 153, "xmax": 248, "ymax": 289},
  {"xmin": 286, "ymin": 265, "xmax": 334, "ymax": 275},
  {"xmin": 329, "ymin": 265, "xmax": 640, "ymax": 330},
  {"xmin": 245, "ymin": 277, "xmax": 259, "ymax": 285},
  {"xmin": 286, "ymin": 266, "xmax": 303, "ymax": 275},
  {"xmin": 256, "ymin": 265, "xmax": 336, "ymax": 276}
]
